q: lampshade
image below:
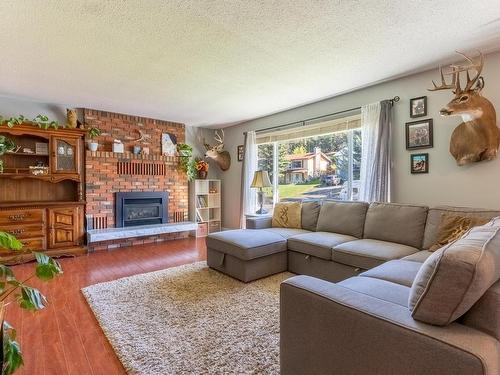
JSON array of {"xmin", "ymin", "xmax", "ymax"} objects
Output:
[{"xmin": 250, "ymin": 170, "xmax": 272, "ymax": 188}]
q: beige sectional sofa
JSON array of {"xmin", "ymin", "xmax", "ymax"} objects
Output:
[{"xmin": 205, "ymin": 201, "xmax": 500, "ymax": 375}]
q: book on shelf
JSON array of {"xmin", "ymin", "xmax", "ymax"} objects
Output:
[{"xmin": 197, "ymin": 195, "xmax": 208, "ymax": 208}]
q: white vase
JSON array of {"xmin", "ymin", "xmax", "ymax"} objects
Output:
[{"xmin": 88, "ymin": 142, "xmax": 98, "ymax": 152}]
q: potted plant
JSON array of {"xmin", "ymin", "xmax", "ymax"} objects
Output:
[
  {"xmin": 176, "ymin": 143, "xmax": 196, "ymax": 181},
  {"xmin": 194, "ymin": 158, "xmax": 209, "ymax": 179},
  {"xmin": 0, "ymin": 135, "xmax": 15, "ymax": 173},
  {"xmin": 0, "ymin": 231, "xmax": 63, "ymax": 374},
  {"xmin": 87, "ymin": 127, "xmax": 101, "ymax": 152}
]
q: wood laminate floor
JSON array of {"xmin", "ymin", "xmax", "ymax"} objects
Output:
[{"xmin": 6, "ymin": 238, "xmax": 207, "ymax": 375}]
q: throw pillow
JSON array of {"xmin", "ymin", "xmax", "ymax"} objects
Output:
[
  {"xmin": 430, "ymin": 213, "xmax": 490, "ymax": 251},
  {"xmin": 408, "ymin": 217, "xmax": 500, "ymax": 326},
  {"xmin": 272, "ymin": 202, "xmax": 302, "ymax": 229},
  {"xmin": 301, "ymin": 201, "xmax": 321, "ymax": 231}
]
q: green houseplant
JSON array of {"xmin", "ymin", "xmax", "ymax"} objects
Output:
[
  {"xmin": 0, "ymin": 115, "xmax": 59, "ymax": 130},
  {"xmin": 87, "ymin": 127, "xmax": 102, "ymax": 152},
  {"xmin": 177, "ymin": 143, "xmax": 196, "ymax": 181},
  {"xmin": 0, "ymin": 232, "xmax": 63, "ymax": 375},
  {"xmin": 0, "ymin": 136, "xmax": 16, "ymax": 174}
]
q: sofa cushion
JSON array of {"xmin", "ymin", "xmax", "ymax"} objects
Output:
[
  {"xmin": 272, "ymin": 202, "xmax": 302, "ymax": 228},
  {"xmin": 422, "ymin": 206, "xmax": 500, "ymax": 250},
  {"xmin": 316, "ymin": 201, "xmax": 368, "ymax": 237},
  {"xmin": 287, "ymin": 232, "xmax": 357, "ymax": 260},
  {"xmin": 402, "ymin": 251, "xmax": 433, "ymax": 263},
  {"xmin": 262, "ymin": 227, "xmax": 310, "ymax": 238},
  {"xmin": 338, "ymin": 277, "xmax": 410, "ymax": 307},
  {"xmin": 301, "ymin": 201, "xmax": 321, "ymax": 231},
  {"xmin": 332, "ymin": 239, "xmax": 419, "ymax": 270},
  {"xmin": 360, "ymin": 260, "xmax": 422, "ymax": 287},
  {"xmin": 363, "ymin": 202, "xmax": 428, "ymax": 249},
  {"xmin": 206, "ymin": 229, "xmax": 287, "ymax": 261},
  {"xmin": 461, "ymin": 280, "xmax": 500, "ymax": 341},
  {"xmin": 409, "ymin": 217, "xmax": 500, "ymax": 325}
]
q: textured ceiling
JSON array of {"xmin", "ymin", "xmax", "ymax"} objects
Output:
[{"xmin": 1, "ymin": 1, "xmax": 500, "ymax": 127}]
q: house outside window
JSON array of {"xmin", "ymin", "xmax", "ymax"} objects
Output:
[{"xmin": 256, "ymin": 114, "xmax": 361, "ymax": 212}]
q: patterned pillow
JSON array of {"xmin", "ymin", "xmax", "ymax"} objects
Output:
[
  {"xmin": 430, "ymin": 213, "xmax": 490, "ymax": 251},
  {"xmin": 272, "ymin": 202, "xmax": 302, "ymax": 229}
]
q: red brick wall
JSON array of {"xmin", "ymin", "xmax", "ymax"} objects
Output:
[{"xmin": 83, "ymin": 109, "xmax": 189, "ymax": 250}]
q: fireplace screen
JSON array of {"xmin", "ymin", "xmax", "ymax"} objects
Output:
[
  {"xmin": 115, "ymin": 192, "xmax": 168, "ymax": 227},
  {"xmin": 125, "ymin": 204, "xmax": 161, "ymax": 222}
]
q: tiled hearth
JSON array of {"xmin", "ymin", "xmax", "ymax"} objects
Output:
[{"xmin": 84, "ymin": 109, "xmax": 190, "ymax": 251}]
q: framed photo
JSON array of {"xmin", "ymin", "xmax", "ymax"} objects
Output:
[
  {"xmin": 410, "ymin": 153, "xmax": 429, "ymax": 174},
  {"xmin": 237, "ymin": 145, "xmax": 244, "ymax": 162},
  {"xmin": 406, "ymin": 119, "xmax": 433, "ymax": 150},
  {"xmin": 161, "ymin": 133, "xmax": 177, "ymax": 155},
  {"xmin": 410, "ymin": 96, "xmax": 427, "ymax": 118}
]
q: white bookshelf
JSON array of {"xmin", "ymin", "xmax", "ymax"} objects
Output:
[{"xmin": 193, "ymin": 179, "xmax": 221, "ymax": 237}]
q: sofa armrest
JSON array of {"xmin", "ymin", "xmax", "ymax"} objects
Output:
[
  {"xmin": 246, "ymin": 216, "xmax": 272, "ymax": 229},
  {"xmin": 281, "ymin": 275, "xmax": 499, "ymax": 375}
]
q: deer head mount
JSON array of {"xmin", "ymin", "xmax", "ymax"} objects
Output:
[
  {"xmin": 204, "ymin": 129, "xmax": 231, "ymax": 171},
  {"xmin": 428, "ymin": 51, "xmax": 499, "ymax": 165}
]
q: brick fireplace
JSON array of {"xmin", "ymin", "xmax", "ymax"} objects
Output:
[{"xmin": 84, "ymin": 109, "xmax": 189, "ymax": 251}]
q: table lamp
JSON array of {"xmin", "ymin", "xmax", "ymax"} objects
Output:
[{"xmin": 250, "ymin": 170, "xmax": 272, "ymax": 214}]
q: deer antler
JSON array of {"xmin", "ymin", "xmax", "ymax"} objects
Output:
[
  {"xmin": 214, "ymin": 129, "xmax": 224, "ymax": 145},
  {"xmin": 459, "ymin": 51, "xmax": 484, "ymax": 92},
  {"xmin": 202, "ymin": 137, "xmax": 211, "ymax": 151},
  {"xmin": 428, "ymin": 51, "xmax": 484, "ymax": 94},
  {"xmin": 428, "ymin": 65, "xmax": 460, "ymax": 93}
]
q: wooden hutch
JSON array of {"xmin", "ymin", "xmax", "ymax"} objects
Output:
[{"xmin": 0, "ymin": 124, "xmax": 86, "ymax": 263}]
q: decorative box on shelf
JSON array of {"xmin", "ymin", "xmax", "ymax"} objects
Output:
[
  {"xmin": 196, "ymin": 222, "xmax": 209, "ymax": 237},
  {"xmin": 29, "ymin": 166, "xmax": 49, "ymax": 176}
]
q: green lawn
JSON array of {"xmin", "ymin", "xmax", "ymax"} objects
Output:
[{"xmin": 278, "ymin": 179, "xmax": 320, "ymax": 199}]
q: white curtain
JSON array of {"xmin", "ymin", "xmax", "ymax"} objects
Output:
[
  {"xmin": 240, "ymin": 131, "xmax": 257, "ymax": 227},
  {"xmin": 359, "ymin": 101, "xmax": 392, "ymax": 202}
]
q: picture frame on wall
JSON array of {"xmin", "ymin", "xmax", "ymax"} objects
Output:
[
  {"xmin": 161, "ymin": 133, "xmax": 177, "ymax": 155},
  {"xmin": 410, "ymin": 153, "xmax": 429, "ymax": 174},
  {"xmin": 406, "ymin": 119, "xmax": 433, "ymax": 150},
  {"xmin": 410, "ymin": 96, "xmax": 427, "ymax": 118},
  {"xmin": 237, "ymin": 145, "xmax": 244, "ymax": 161}
]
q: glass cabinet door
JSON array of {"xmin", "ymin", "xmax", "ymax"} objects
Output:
[{"xmin": 51, "ymin": 137, "xmax": 80, "ymax": 174}]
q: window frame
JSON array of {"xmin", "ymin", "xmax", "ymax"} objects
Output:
[{"xmin": 257, "ymin": 126, "xmax": 361, "ymax": 205}]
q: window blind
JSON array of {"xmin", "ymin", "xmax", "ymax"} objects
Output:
[{"xmin": 256, "ymin": 114, "xmax": 361, "ymax": 144}]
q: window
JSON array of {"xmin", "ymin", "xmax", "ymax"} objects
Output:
[{"xmin": 256, "ymin": 114, "xmax": 361, "ymax": 207}]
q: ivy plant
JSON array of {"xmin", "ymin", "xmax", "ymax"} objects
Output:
[
  {"xmin": 176, "ymin": 143, "xmax": 196, "ymax": 181},
  {"xmin": 0, "ymin": 232, "xmax": 63, "ymax": 375},
  {"xmin": 0, "ymin": 115, "xmax": 60, "ymax": 130},
  {"xmin": 87, "ymin": 127, "xmax": 101, "ymax": 139}
]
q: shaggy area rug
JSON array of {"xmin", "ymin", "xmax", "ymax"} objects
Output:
[{"xmin": 82, "ymin": 262, "xmax": 291, "ymax": 375}]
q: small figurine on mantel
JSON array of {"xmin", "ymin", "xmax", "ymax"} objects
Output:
[
  {"xmin": 66, "ymin": 108, "xmax": 84, "ymax": 129},
  {"xmin": 113, "ymin": 139, "xmax": 124, "ymax": 153}
]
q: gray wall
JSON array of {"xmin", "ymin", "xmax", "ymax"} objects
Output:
[{"xmin": 217, "ymin": 50, "xmax": 500, "ymax": 229}]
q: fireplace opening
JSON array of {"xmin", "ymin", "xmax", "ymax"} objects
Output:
[{"xmin": 115, "ymin": 192, "xmax": 168, "ymax": 227}]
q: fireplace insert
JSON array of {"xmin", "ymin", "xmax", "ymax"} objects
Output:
[{"xmin": 115, "ymin": 192, "xmax": 168, "ymax": 227}]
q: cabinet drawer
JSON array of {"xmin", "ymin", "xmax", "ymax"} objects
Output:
[
  {"xmin": 0, "ymin": 209, "xmax": 45, "ymax": 225},
  {"xmin": 3, "ymin": 224, "xmax": 45, "ymax": 239},
  {"xmin": 18, "ymin": 237, "xmax": 46, "ymax": 252}
]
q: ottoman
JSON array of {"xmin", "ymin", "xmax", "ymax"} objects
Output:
[{"xmin": 206, "ymin": 229, "xmax": 288, "ymax": 282}]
